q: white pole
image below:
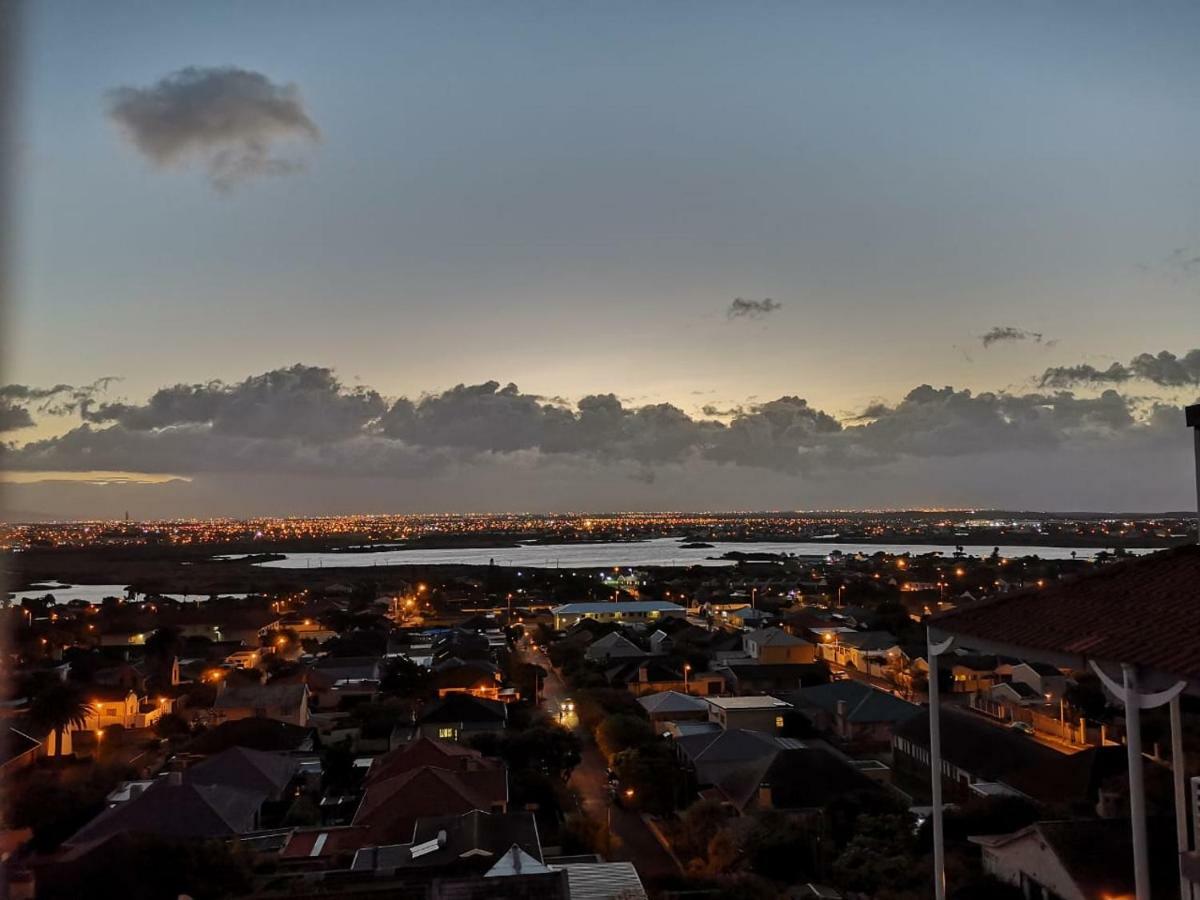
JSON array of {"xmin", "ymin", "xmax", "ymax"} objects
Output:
[
  {"xmin": 1171, "ymin": 695, "xmax": 1191, "ymax": 900},
  {"xmin": 928, "ymin": 631, "xmax": 951, "ymax": 900},
  {"xmin": 1123, "ymin": 664, "xmax": 1151, "ymax": 900}
]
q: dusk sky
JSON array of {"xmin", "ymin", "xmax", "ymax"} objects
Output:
[{"xmin": 4, "ymin": 1, "xmax": 1200, "ymax": 517}]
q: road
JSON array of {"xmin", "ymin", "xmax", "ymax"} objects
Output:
[{"xmin": 523, "ymin": 641, "xmax": 680, "ymax": 882}]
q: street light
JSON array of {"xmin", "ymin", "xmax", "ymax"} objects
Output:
[{"xmin": 683, "ymin": 663, "xmax": 691, "ymax": 695}]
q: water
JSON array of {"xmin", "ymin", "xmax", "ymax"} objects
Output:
[
  {"xmin": 6, "ymin": 583, "xmax": 250, "ymax": 605},
  {"xmin": 252, "ymin": 536, "xmax": 1151, "ymax": 571}
]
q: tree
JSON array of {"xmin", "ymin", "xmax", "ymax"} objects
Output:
[
  {"xmin": 30, "ymin": 682, "xmax": 93, "ymax": 757},
  {"xmin": 595, "ymin": 714, "xmax": 654, "ymax": 760},
  {"xmin": 1065, "ymin": 672, "xmax": 1110, "ymax": 721},
  {"xmin": 381, "ymin": 657, "xmax": 431, "ymax": 697},
  {"xmin": 831, "ymin": 813, "xmax": 924, "ymax": 896}
]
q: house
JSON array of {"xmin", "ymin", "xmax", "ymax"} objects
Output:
[
  {"xmin": 352, "ymin": 739, "xmax": 509, "ymax": 845},
  {"xmin": 819, "ymin": 631, "xmax": 900, "ymax": 676},
  {"xmin": 637, "ymin": 691, "xmax": 710, "ymax": 728},
  {"xmin": 648, "ymin": 630, "xmax": 674, "ymax": 654},
  {"xmin": 213, "ymin": 682, "xmax": 310, "ymax": 727},
  {"xmin": 182, "ymin": 717, "xmax": 316, "ymax": 755},
  {"xmin": 713, "ymin": 661, "xmax": 828, "ymax": 696},
  {"xmin": 225, "ymin": 647, "xmax": 263, "ymax": 670},
  {"xmin": 998, "ymin": 661, "xmax": 1069, "ymax": 701},
  {"xmin": 430, "ymin": 658, "xmax": 503, "ymax": 699},
  {"xmin": 704, "ymin": 696, "xmax": 791, "ymax": 733},
  {"xmin": 748, "ymin": 744, "xmax": 885, "ymax": 814},
  {"xmin": 85, "ymin": 685, "xmax": 172, "ymax": 731},
  {"xmin": 184, "ymin": 746, "xmax": 301, "ymax": 801},
  {"xmin": 352, "ymin": 810, "xmax": 540, "ymax": 875},
  {"xmin": 970, "ymin": 818, "xmax": 1179, "ymax": 900},
  {"xmin": 603, "ymin": 658, "xmax": 724, "ymax": 697},
  {"xmin": 988, "ymin": 681, "xmax": 1044, "ymax": 709},
  {"xmin": 741, "ymin": 627, "xmax": 815, "ymax": 664},
  {"xmin": 787, "ymin": 680, "xmax": 921, "ymax": 746},
  {"xmin": 722, "ymin": 606, "xmax": 774, "ymax": 630},
  {"xmin": 411, "ymin": 693, "xmax": 507, "ymax": 743},
  {"xmin": 551, "ymin": 601, "xmax": 685, "ymax": 630},
  {"xmin": 62, "ymin": 771, "xmax": 265, "ymax": 847},
  {"xmin": 947, "ymin": 653, "xmax": 1000, "ymax": 693},
  {"xmin": 893, "ymin": 708, "xmax": 1126, "ymax": 806},
  {"xmin": 584, "ymin": 632, "xmax": 645, "ymax": 663}
]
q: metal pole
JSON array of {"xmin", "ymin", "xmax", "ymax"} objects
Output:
[
  {"xmin": 928, "ymin": 631, "xmax": 951, "ymax": 900},
  {"xmin": 1123, "ymin": 664, "xmax": 1151, "ymax": 900},
  {"xmin": 1188, "ymin": 404, "xmax": 1200, "ymax": 544},
  {"xmin": 1171, "ymin": 695, "xmax": 1191, "ymax": 900}
]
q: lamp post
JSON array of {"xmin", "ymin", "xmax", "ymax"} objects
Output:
[{"xmin": 683, "ymin": 663, "xmax": 691, "ymax": 695}]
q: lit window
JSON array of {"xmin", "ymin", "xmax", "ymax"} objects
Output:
[
  {"xmin": 438, "ymin": 727, "xmax": 455, "ymax": 739},
  {"xmin": 774, "ymin": 716, "xmax": 784, "ymax": 729}
]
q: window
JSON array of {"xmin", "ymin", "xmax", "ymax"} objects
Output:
[
  {"xmin": 774, "ymin": 716, "xmax": 785, "ymax": 729},
  {"xmin": 438, "ymin": 727, "xmax": 456, "ymax": 739}
]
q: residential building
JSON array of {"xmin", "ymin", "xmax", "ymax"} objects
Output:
[
  {"xmin": 787, "ymin": 681, "xmax": 921, "ymax": 746},
  {"xmin": 741, "ymin": 627, "xmax": 816, "ymax": 664},
  {"xmin": 212, "ymin": 682, "xmax": 310, "ymax": 727},
  {"xmin": 411, "ymin": 693, "xmax": 507, "ymax": 743},
  {"xmin": 551, "ymin": 601, "xmax": 685, "ymax": 630},
  {"xmin": 704, "ymin": 695, "xmax": 791, "ymax": 733}
]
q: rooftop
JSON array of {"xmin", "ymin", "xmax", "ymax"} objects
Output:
[
  {"xmin": 705, "ymin": 695, "xmax": 791, "ymax": 710},
  {"xmin": 931, "ymin": 544, "xmax": 1200, "ymax": 687}
]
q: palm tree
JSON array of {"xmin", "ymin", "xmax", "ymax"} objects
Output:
[{"xmin": 30, "ymin": 682, "xmax": 93, "ymax": 758}]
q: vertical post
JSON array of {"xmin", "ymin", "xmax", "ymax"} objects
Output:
[
  {"xmin": 1124, "ymin": 664, "xmax": 1151, "ymax": 900},
  {"xmin": 928, "ymin": 631, "xmax": 952, "ymax": 900},
  {"xmin": 1172, "ymin": 695, "xmax": 1191, "ymax": 900},
  {"xmin": 1188, "ymin": 404, "xmax": 1200, "ymax": 544}
]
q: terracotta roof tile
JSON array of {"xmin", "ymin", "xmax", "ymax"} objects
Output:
[{"xmin": 931, "ymin": 545, "xmax": 1200, "ymax": 678}]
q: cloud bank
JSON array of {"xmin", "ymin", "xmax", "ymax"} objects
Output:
[
  {"xmin": 1040, "ymin": 349, "xmax": 1200, "ymax": 389},
  {"xmin": 106, "ymin": 66, "xmax": 320, "ymax": 190},
  {"xmin": 2, "ymin": 364, "xmax": 1191, "ymax": 483}
]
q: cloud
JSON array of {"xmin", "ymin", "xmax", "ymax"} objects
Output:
[
  {"xmin": 0, "ymin": 380, "xmax": 117, "ymax": 433},
  {"xmin": 106, "ymin": 66, "xmax": 319, "ymax": 190},
  {"xmin": 727, "ymin": 297, "xmax": 781, "ymax": 320},
  {"xmin": 1039, "ymin": 349, "xmax": 1200, "ymax": 389},
  {"xmin": 4, "ymin": 364, "xmax": 1188, "ymax": 490},
  {"xmin": 980, "ymin": 326, "xmax": 1044, "ymax": 348}
]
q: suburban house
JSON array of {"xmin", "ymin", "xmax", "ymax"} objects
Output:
[
  {"xmin": 893, "ymin": 707, "xmax": 1126, "ymax": 806},
  {"xmin": 970, "ymin": 818, "xmax": 1179, "ymax": 900},
  {"xmin": 742, "ymin": 627, "xmax": 816, "ymax": 664},
  {"xmin": 997, "ymin": 661, "xmax": 1070, "ymax": 701},
  {"xmin": 212, "ymin": 682, "xmax": 310, "ymax": 727},
  {"xmin": 410, "ymin": 693, "xmax": 507, "ymax": 743},
  {"xmin": 85, "ymin": 685, "xmax": 172, "ymax": 731},
  {"xmin": 638, "ymin": 690, "xmax": 710, "ymax": 728},
  {"xmin": 789, "ymin": 680, "xmax": 921, "ymax": 746},
  {"xmin": 947, "ymin": 653, "xmax": 1001, "ymax": 694},
  {"xmin": 584, "ymin": 631, "xmax": 646, "ymax": 663},
  {"xmin": 551, "ymin": 601, "xmax": 685, "ymax": 630},
  {"xmin": 429, "ymin": 658, "xmax": 502, "ymax": 699},
  {"xmin": 713, "ymin": 661, "xmax": 828, "ymax": 696},
  {"xmin": 352, "ymin": 737, "xmax": 509, "ymax": 845},
  {"xmin": 818, "ymin": 631, "xmax": 900, "ymax": 675},
  {"xmin": 705, "ymin": 696, "xmax": 791, "ymax": 733}
]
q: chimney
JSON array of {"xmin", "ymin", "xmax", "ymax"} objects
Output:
[{"xmin": 1188, "ymin": 404, "xmax": 1200, "ymax": 544}]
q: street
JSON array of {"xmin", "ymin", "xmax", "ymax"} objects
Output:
[{"xmin": 523, "ymin": 641, "xmax": 680, "ymax": 882}]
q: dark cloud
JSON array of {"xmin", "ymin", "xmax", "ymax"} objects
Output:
[
  {"xmin": 83, "ymin": 365, "xmax": 385, "ymax": 441},
  {"xmin": 1, "ymin": 365, "xmax": 1189, "ymax": 487},
  {"xmin": 106, "ymin": 66, "xmax": 319, "ymax": 190},
  {"xmin": 0, "ymin": 379, "xmax": 117, "ymax": 432},
  {"xmin": 980, "ymin": 326, "xmax": 1044, "ymax": 348},
  {"xmin": 727, "ymin": 297, "xmax": 781, "ymax": 320},
  {"xmin": 1039, "ymin": 349, "xmax": 1200, "ymax": 389}
]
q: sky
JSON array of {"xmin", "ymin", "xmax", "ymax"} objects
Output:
[{"xmin": 3, "ymin": 1, "xmax": 1200, "ymax": 518}]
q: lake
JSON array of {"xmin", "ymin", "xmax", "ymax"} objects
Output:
[{"xmin": 252, "ymin": 536, "xmax": 1151, "ymax": 571}]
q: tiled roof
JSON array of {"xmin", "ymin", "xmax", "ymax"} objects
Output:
[
  {"xmin": 186, "ymin": 746, "xmax": 299, "ymax": 798},
  {"xmin": 931, "ymin": 545, "xmax": 1200, "ymax": 679},
  {"xmin": 353, "ymin": 765, "xmax": 509, "ymax": 845},
  {"xmin": 367, "ymin": 737, "xmax": 498, "ymax": 785},
  {"xmin": 794, "ymin": 680, "xmax": 921, "ymax": 724}
]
